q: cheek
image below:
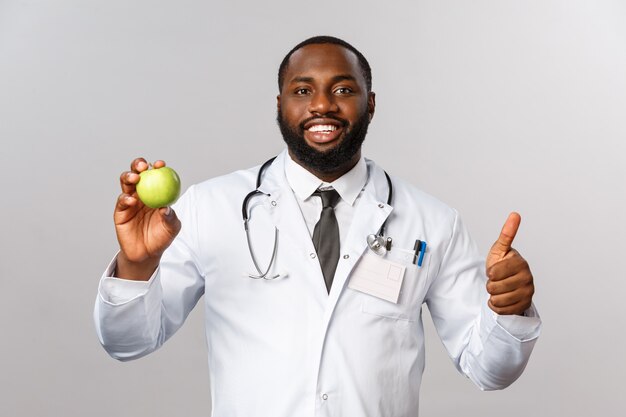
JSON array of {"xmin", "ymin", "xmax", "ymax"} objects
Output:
[
  {"xmin": 281, "ymin": 101, "xmax": 307, "ymax": 122},
  {"xmin": 343, "ymin": 101, "xmax": 368, "ymax": 118}
]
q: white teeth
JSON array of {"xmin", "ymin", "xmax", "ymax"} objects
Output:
[{"xmin": 308, "ymin": 124, "xmax": 338, "ymax": 132}]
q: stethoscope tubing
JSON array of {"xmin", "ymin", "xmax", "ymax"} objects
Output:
[{"xmin": 242, "ymin": 156, "xmax": 393, "ymax": 279}]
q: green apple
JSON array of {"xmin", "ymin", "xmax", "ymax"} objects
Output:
[{"xmin": 136, "ymin": 166, "xmax": 181, "ymax": 209}]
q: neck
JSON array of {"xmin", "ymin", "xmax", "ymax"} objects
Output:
[{"xmin": 288, "ymin": 149, "xmax": 361, "ymax": 183}]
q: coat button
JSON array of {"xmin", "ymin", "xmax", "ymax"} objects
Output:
[
  {"xmin": 322, "ymin": 393, "xmax": 328, "ymax": 400},
  {"xmin": 343, "ymin": 254, "xmax": 349, "ymax": 259},
  {"xmin": 378, "ymin": 203, "xmax": 384, "ymax": 208},
  {"xmin": 271, "ymin": 200, "xmax": 277, "ymax": 206},
  {"xmin": 310, "ymin": 253, "xmax": 316, "ymax": 259}
]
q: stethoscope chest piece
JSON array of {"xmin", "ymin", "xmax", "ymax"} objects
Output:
[{"xmin": 367, "ymin": 234, "xmax": 388, "ymax": 256}]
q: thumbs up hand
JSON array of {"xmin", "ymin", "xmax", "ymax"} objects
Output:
[{"xmin": 485, "ymin": 213, "xmax": 535, "ymax": 316}]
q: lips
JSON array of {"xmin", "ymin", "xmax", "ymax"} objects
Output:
[{"xmin": 302, "ymin": 118, "xmax": 346, "ymax": 145}]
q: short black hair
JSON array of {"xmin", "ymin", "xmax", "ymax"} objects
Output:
[{"xmin": 277, "ymin": 36, "xmax": 372, "ymax": 93}]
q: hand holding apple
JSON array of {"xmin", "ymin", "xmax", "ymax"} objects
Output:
[{"xmin": 113, "ymin": 157, "xmax": 182, "ymax": 281}]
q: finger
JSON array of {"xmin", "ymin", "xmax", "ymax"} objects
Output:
[
  {"xmin": 119, "ymin": 171, "xmax": 140, "ymax": 195},
  {"xmin": 130, "ymin": 157, "xmax": 149, "ymax": 173},
  {"xmin": 486, "ymin": 250, "xmax": 528, "ymax": 281},
  {"xmin": 489, "ymin": 212, "xmax": 521, "ymax": 258},
  {"xmin": 490, "ymin": 288, "xmax": 527, "ymax": 308},
  {"xmin": 116, "ymin": 192, "xmax": 137, "ymax": 208},
  {"xmin": 153, "ymin": 160, "xmax": 166, "ymax": 169},
  {"xmin": 488, "ymin": 297, "xmax": 532, "ymax": 316},
  {"xmin": 486, "ymin": 270, "xmax": 533, "ymax": 295},
  {"xmin": 115, "ymin": 193, "xmax": 138, "ymax": 213}
]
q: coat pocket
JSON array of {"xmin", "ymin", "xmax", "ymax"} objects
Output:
[{"xmin": 360, "ymin": 249, "xmax": 430, "ymax": 322}]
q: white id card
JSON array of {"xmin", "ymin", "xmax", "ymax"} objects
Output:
[{"xmin": 348, "ymin": 251, "xmax": 406, "ymax": 303}]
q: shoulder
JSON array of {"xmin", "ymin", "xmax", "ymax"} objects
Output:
[
  {"xmin": 173, "ymin": 164, "xmax": 264, "ymax": 214},
  {"xmin": 194, "ymin": 165, "xmax": 259, "ymax": 194},
  {"xmin": 392, "ymin": 175, "xmax": 458, "ymax": 233},
  {"xmin": 367, "ymin": 159, "xmax": 456, "ymax": 219},
  {"xmin": 391, "ymin": 175, "xmax": 455, "ymax": 215}
]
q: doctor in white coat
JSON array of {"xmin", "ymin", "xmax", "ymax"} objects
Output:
[{"xmin": 95, "ymin": 36, "xmax": 541, "ymax": 417}]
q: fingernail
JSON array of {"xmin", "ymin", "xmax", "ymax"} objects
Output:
[{"xmin": 165, "ymin": 207, "xmax": 171, "ymax": 216}]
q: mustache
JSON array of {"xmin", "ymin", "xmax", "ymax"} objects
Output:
[{"xmin": 298, "ymin": 116, "xmax": 349, "ymax": 130}]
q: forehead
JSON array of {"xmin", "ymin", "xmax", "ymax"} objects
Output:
[{"xmin": 284, "ymin": 43, "xmax": 364, "ymax": 85}]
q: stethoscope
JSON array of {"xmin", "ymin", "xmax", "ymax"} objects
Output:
[{"xmin": 242, "ymin": 157, "xmax": 394, "ymax": 279}]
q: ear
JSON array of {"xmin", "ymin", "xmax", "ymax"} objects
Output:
[
  {"xmin": 276, "ymin": 95, "xmax": 281, "ymax": 112},
  {"xmin": 367, "ymin": 92, "xmax": 376, "ymax": 121}
]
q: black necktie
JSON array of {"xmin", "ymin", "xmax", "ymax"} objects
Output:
[{"xmin": 312, "ymin": 189, "xmax": 341, "ymax": 293}]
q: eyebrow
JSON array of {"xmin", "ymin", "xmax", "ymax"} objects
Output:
[{"xmin": 289, "ymin": 74, "xmax": 358, "ymax": 84}]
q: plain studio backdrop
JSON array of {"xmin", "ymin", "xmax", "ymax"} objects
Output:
[{"xmin": 1, "ymin": 1, "xmax": 625, "ymax": 416}]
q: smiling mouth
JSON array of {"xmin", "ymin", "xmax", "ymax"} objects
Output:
[
  {"xmin": 305, "ymin": 124, "xmax": 343, "ymax": 144},
  {"xmin": 308, "ymin": 124, "xmax": 339, "ymax": 133},
  {"xmin": 303, "ymin": 120, "xmax": 345, "ymax": 144}
]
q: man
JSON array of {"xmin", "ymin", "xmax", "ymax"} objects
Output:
[{"xmin": 95, "ymin": 36, "xmax": 541, "ymax": 416}]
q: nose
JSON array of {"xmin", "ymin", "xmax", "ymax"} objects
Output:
[{"xmin": 308, "ymin": 91, "xmax": 338, "ymax": 115}]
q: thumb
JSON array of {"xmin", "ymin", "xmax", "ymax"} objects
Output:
[
  {"xmin": 159, "ymin": 206, "xmax": 182, "ymax": 236},
  {"xmin": 488, "ymin": 212, "xmax": 521, "ymax": 261}
]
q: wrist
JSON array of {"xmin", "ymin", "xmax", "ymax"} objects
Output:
[{"xmin": 115, "ymin": 252, "xmax": 160, "ymax": 281}]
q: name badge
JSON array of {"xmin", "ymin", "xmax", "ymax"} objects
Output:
[{"xmin": 348, "ymin": 251, "xmax": 406, "ymax": 303}]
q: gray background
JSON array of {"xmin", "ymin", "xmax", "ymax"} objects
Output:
[{"xmin": 1, "ymin": 0, "xmax": 625, "ymax": 416}]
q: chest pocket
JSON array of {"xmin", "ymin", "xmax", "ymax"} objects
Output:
[{"xmin": 360, "ymin": 247, "xmax": 431, "ymax": 322}]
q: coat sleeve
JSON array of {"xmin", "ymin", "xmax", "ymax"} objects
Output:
[
  {"xmin": 424, "ymin": 210, "xmax": 541, "ymax": 390},
  {"xmin": 93, "ymin": 186, "xmax": 205, "ymax": 361}
]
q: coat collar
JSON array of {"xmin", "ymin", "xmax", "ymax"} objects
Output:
[
  {"xmin": 256, "ymin": 150, "xmax": 315, "ymax": 255},
  {"xmin": 257, "ymin": 149, "xmax": 394, "ymax": 305},
  {"xmin": 258, "ymin": 150, "xmax": 390, "ymax": 208}
]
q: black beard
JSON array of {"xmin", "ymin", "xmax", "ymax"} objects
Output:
[{"xmin": 276, "ymin": 109, "xmax": 370, "ymax": 174}]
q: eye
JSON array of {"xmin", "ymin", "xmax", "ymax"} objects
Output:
[
  {"xmin": 334, "ymin": 87, "xmax": 354, "ymax": 95},
  {"xmin": 294, "ymin": 87, "xmax": 310, "ymax": 95}
]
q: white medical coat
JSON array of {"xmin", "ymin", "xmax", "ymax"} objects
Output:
[{"xmin": 95, "ymin": 150, "xmax": 541, "ymax": 417}]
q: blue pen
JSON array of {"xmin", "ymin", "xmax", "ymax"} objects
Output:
[{"xmin": 417, "ymin": 241, "xmax": 427, "ymax": 267}]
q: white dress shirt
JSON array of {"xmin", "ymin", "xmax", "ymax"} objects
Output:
[{"xmin": 284, "ymin": 153, "xmax": 368, "ymax": 246}]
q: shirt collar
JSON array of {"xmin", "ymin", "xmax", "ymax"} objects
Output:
[{"xmin": 284, "ymin": 152, "xmax": 368, "ymax": 206}]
